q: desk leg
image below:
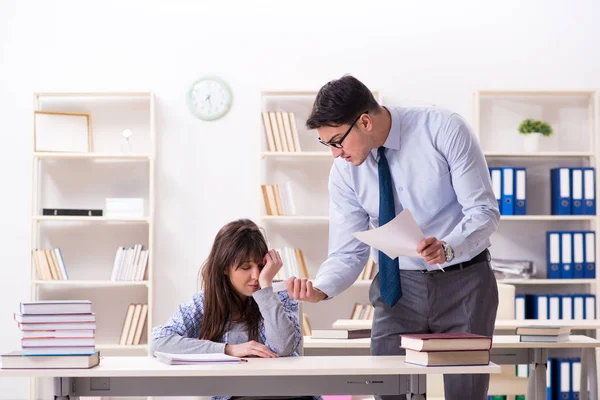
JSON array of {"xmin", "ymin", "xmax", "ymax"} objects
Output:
[
  {"xmin": 588, "ymin": 348, "xmax": 598, "ymax": 400},
  {"xmin": 53, "ymin": 377, "xmax": 73, "ymax": 400},
  {"xmin": 526, "ymin": 348, "xmax": 548, "ymax": 400},
  {"xmin": 407, "ymin": 374, "xmax": 426, "ymax": 400},
  {"xmin": 582, "ymin": 349, "xmax": 590, "ymax": 400}
]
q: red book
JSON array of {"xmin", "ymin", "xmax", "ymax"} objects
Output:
[{"xmin": 400, "ymin": 332, "xmax": 492, "ymax": 352}]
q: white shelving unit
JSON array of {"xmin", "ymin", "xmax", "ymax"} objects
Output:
[
  {"xmin": 30, "ymin": 92, "xmax": 155, "ymax": 400},
  {"xmin": 259, "ymin": 89, "xmax": 381, "ymax": 331}
]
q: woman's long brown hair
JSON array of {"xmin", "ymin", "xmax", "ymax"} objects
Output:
[{"xmin": 199, "ymin": 219, "xmax": 268, "ymax": 342}]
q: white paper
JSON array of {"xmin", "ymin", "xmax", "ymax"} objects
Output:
[{"xmin": 352, "ymin": 209, "xmax": 425, "ymax": 260}]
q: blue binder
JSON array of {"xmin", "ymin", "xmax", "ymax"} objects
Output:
[
  {"xmin": 547, "ymin": 231, "xmax": 562, "ymax": 279},
  {"xmin": 561, "ymin": 232, "xmax": 574, "ymax": 279},
  {"xmin": 551, "ymin": 168, "xmax": 571, "ymax": 215},
  {"xmin": 533, "ymin": 295, "xmax": 549, "ymax": 319},
  {"xmin": 514, "ymin": 167, "xmax": 527, "ymax": 215},
  {"xmin": 561, "ymin": 295, "xmax": 573, "ymax": 320},
  {"xmin": 571, "ymin": 358, "xmax": 581, "ymax": 400},
  {"xmin": 584, "ymin": 231, "xmax": 596, "ymax": 279},
  {"xmin": 571, "ymin": 168, "xmax": 584, "ymax": 215},
  {"xmin": 549, "ymin": 294, "xmax": 562, "ymax": 320},
  {"xmin": 584, "ymin": 295, "xmax": 596, "ymax": 319},
  {"xmin": 489, "ymin": 168, "xmax": 502, "ymax": 211},
  {"xmin": 558, "ymin": 359, "xmax": 572, "ymax": 400},
  {"xmin": 501, "ymin": 167, "xmax": 515, "ymax": 215},
  {"xmin": 583, "ymin": 167, "xmax": 596, "ymax": 215},
  {"xmin": 573, "ymin": 231, "xmax": 585, "ymax": 279}
]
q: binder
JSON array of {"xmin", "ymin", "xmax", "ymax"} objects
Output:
[
  {"xmin": 584, "ymin": 231, "xmax": 596, "ymax": 279},
  {"xmin": 561, "ymin": 295, "xmax": 573, "ymax": 320},
  {"xmin": 571, "ymin": 168, "xmax": 584, "ymax": 215},
  {"xmin": 573, "ymin": 295, "xmax": 585, "ymax": 320},
  {"xmin": 583, "ymin": 167, "xmax": 596, "ymax": 215},
  {"xmin": 489, "ymin": 168, "xmax": 502, "ymax": 210},
  {"xmin": 561, "ymin": 232, "xmax": 573, "ymax": 279},
  {"xmin": 514, "ymin": 167, "xmax": 526, "ymax": 215},
  {"xmin": 558, "ymin": 359, "xmax": 571, "ymax": 400},
  {"xmin": 547, "ymin": 358, "xmax": 555, "ymax": 400},
  {"xmin": 584, "ymin": 295, "xmax": 596, "ymax": 320},
  {"xmin": 501, "ymin": 167, "xmax": 515, "ymax": 215},
  {"xmin": 515, "ymin": 294, "xmax": 526, "ymax": 320},
  {"xmin": 572, "ymin": 358, "xmax": 581, "ymax": 400},
  {"xmin": 547, "ymin": 231, "xmax": 562, "ymax": 279},
  {"xmin": 551, "ymin": 168, "xmax": 571, "ymax": 215},
  {"xmin": 549, "ymin": 295, "xmax": 561, "ymax": 320},
  {"xmin": 534, "ymin": 295, "xmax": 549, "ymax": 320},
  {"xmin": 573, "ymin": 231, "xmax": 585, "ymax": 279}
]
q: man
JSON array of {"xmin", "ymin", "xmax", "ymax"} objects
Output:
[{"xmin": 286, "ymin": 75, "xmax": 500, "ymax": 400}]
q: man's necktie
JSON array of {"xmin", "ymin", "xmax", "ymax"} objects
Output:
[{"xmin": 378, "ymin": 146, "xmax": 402, "ymax": 307}]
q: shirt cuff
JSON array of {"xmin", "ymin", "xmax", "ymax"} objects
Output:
[
  {"xmin": 442, "ymin": 230, "xmax": 470, "ymax": 264},
  {"xmin": 251, "ymin": 287, "xmax": 279, "ymax": 309}
]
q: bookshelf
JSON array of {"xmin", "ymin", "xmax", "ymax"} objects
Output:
[
  {"xmin": 259, "ymin": 89, "xmax": 381, "ymax": 331},
  {"xmin": 30, "ymin": 92, "xmax": 155, "ymax": 400}
]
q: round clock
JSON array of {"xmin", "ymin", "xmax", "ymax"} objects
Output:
[{"xmin": 187, "ymin": 76, "xmax": 233, "ymax": 121}]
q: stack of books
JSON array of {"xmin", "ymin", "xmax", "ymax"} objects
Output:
[
  {"xmin": 401, "ymin": 332, "xmax": 492, "ymax": 367},
  {"xmin": 15, "ymin": 300, "xmax": 96, "ymax": 355},
  {"xmin": 311, "ymin": 328, "xmax": 371, "ymax": 339},
  {"xmin": 516, "ymin": 325, "xmax": 570, "ymax": 342},
  {"xmin": 1, "ymin": 300, "xmax": 99, "ymax": 369}
]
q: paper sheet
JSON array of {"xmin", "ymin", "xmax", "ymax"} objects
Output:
[{"xmin": 352, "ymin": 209, "xmax": 425, "ymax": 260}]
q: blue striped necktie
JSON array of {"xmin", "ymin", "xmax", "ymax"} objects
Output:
[{"xmin": 378, "ymin": 146, "xmax": 402, "ymax": 307}]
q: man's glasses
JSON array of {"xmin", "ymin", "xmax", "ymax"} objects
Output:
[{"xmin": 318, "ymin": 111, "xmax": 368, "ymax": 149}]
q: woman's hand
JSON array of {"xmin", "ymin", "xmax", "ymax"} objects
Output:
[
  {"xmin": 225, "ymin": 341, "xmax": 278, "ymax": 358},
  {"xmin": 258, "ymin": 249, "xmax": 283, "ymax": 288}
]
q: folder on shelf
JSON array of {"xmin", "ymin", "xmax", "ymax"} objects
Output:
[
  {"xmin": 573, "ymin": 294, "xmax": 585, "ymax": 320},
  {"xmin": 515, "ymin": 294, "xmax": 526, "ymax": 320},
  {"xmin": 571, "ymin": 168, "xmax": 584, "ymax": 215},
  {"xmin": 551, "ymin": 168, "xmax": 571, "ymax": 215},
  {"xmin": 548, "ymin": 295, "xmax": 561, "ymax": 320},
  {"xmin": 571, "ymin": 358, "xmax": 581, "ymax": 400},
  {"xmin": 489, "ymin": 168, "xmax": 502, "ymax": 210},
  {"xmin": 584, "ymin": 295, "xmax": 596, "ymax": 320},
  {"xmin": 560, "ymin": 232, "xmax": 573, "ymax": 279},
  {"xmin": 558, "ymin": 359, "xmax": 571, "ymax": 400},
  {"xmin": 547, "ymin": 358, "xmax": 553, "ymax": 400},
  {"xmin": 573, "ymin": 231, "xmax": 585, "ymax": 279},
  {"xmin": 584, "ymin": 231, "xmax": 596, "ymax": 279},
  {"xmin": 583, "ymin": 167, "xmax": 596, "ymax": 215},
  {"xmin": 547, "ymin": 231, "xmax": 561, "ymax": 279},
  {"xmin": 561, "ymin": 295, "xmax": 573, "ymax": 320},
  {"xmin": 533, "ymin": 295, "xmax": 548, "ymax": 320},
  {"xmin": 500, "ymin": 167, "xmax": 515, "ymax": 215},
  {"xmin": 514, "ymin": 167, "xmax": 526, "ymax": 215}
]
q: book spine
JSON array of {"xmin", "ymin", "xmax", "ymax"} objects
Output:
[{"xmin": 42, "ymin": 209, "xmax": 103, "ymax": 216}]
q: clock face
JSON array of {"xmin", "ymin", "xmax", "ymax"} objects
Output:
[{"xmin": 187, "ymin": 77, "xmax": 233, "ymax": 121}]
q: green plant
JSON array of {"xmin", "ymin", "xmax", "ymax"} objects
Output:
[{"xmin": 518, "ymin": 118, "xmax": 553, "ymax": 136}]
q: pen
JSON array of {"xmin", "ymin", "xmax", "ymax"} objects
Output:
[{"xmin": 240, "ymin": 359, "xmax": 248, "ymax": 363}]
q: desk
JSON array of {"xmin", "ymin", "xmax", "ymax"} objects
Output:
[
  {"xmin": 0, "ymin": 355, "xmax": 499, "ymax": 400},
  {"xmin": 331, "ymin": 319, "xmax": 600, "ymax": 331},
  {"xmin": 303, "ymin": 335, "xmax": 600, "ymax": 400}
]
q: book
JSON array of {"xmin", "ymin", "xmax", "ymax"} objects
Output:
[
  {"xmin": 21, "ymin": 330, "xmax": 95, "ymax": 338},
  {"xmin": 311, "ymin": 329, "xmax": 371, "ymax": 339},
  {"xmin": 18, "ymin": 322, "xmax": 97, "ymax": 331},
  {"xmin": 400, "ymin": 332, "xmax": 492, "ymax": 352},
  {"xmin": 0, "ymin": 351, "xmax": 99, "ymax": 369},
  {"xmin": 20, "ymin": 300, "xmax": 92, "ymax": 315},
  {"xmin": 22, "ymin": 337, "xmax": 95, "ymax": 347},
  {"xmin": 42, "ymin": 208, "xmax": 103, "ymax": 216},
  {"xmin": 15, "ymin": 313, "xmax": 95, "ymax": 323},
  {"xmin": 515, "ymin": 326, "xmax": 570, "ymax": 336},
  {"xmin": 22, "ymin": 346, "xmax": 95, "ymax": 356},
  {"xmin": 154, "ymin": 352, "xmax": 246, "ymax": 365},
  {"xmin": 404, "ymin": 348, "xmax": 490, "ymax": 366},
  {"xmin": 519, "ymin": 334, "xmax": 569, "ymax": 342}
]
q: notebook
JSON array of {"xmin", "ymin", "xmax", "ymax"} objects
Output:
[{"xmin": 154, "ymin": 352, "xmax": 246, "ymax": 365}]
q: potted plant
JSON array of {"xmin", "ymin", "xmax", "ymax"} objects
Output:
[{"xmin": 518, "ymin": 118, "xmax": 553, "ymax": 152}]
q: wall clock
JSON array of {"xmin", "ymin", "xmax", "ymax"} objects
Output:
[{"xmin": 187, "ymin": 76, "xmax": 233, "ymax": 121}]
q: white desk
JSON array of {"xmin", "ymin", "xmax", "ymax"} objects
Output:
[
  {"xmin": 303, "ymin": 335, "xmax": 600, "ymax": 400},
  {"xmin": 331, "ymin": 319, "xmax": 600, "ymax": 331},
  {"xmin": 0, "ymin": 355, "xmax": 499, "ymax": 400}
]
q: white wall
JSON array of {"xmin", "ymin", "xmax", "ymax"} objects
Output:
[{"xmin": 1, "ymin": 0, "xmax": 599, "ymax": 398}]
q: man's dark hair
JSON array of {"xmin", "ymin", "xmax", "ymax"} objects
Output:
[{"xmin": 306, "ymin": 75, "xmax": 379, "ymax": 130}]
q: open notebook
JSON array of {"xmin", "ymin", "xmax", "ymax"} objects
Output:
[{"xmin": 154, "ymin": 352, "xmax": 245, "ymax": 365}]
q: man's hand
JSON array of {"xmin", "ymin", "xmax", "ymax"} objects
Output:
[
  {"xmin": 286, "ymin": 277, "xmax": 327, "ymax": 303},
  {"xmin": 258, "ymin": 249, "xmax": 283, "ymax": 288},
  {"xmin": 417, "ymin": 237, "xmax": 445, "ymax": 265},
  {"xmin": 225, "ymin": 341, "xmax": 278, "ymax": 358}
]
